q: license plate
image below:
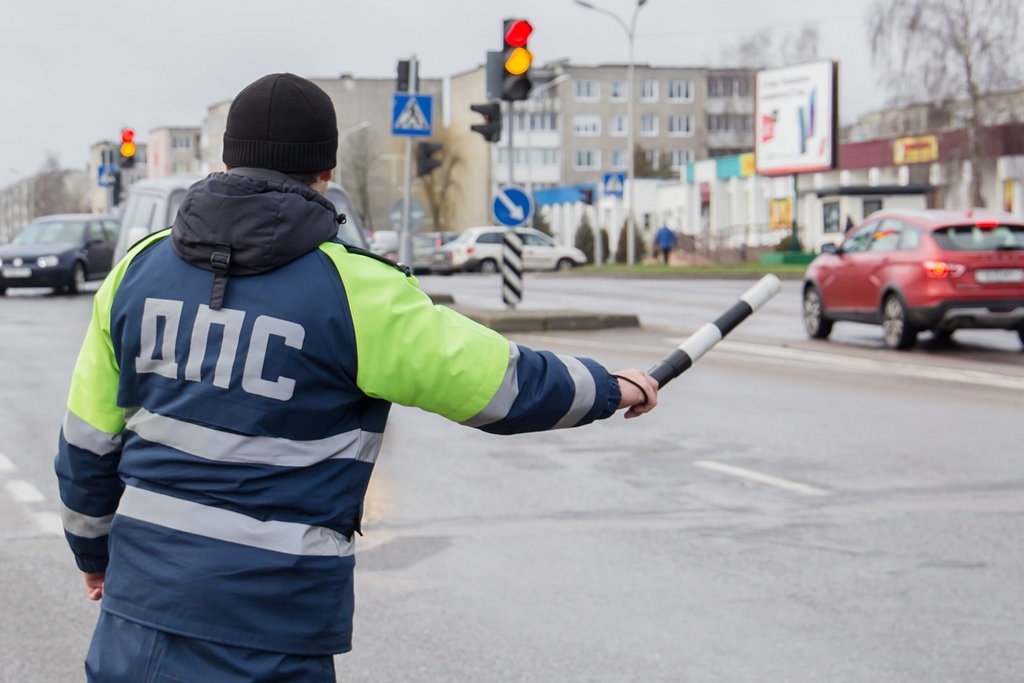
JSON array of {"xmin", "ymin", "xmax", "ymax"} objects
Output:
[
  {"xmin": 975, "ymin": 268, "xmax": 1024, "ymax": 284},
  {"xmin": 1, "ymin": 267, "xmax": 31, "ymax": 278}
]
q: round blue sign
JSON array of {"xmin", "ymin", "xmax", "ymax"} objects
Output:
[{"xmin": 492, "ymin": 186, "xmax": 534, "ymax": 227}]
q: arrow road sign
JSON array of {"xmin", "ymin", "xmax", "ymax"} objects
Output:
[
  {"xmin": 392, "ymin": 93, "xmax": 434, "ymax": 137},
  {"xmin": 603, "ymin": 172, "xmax": 625, "ymax": 198},
  {"xmin": 492, "ymin": 186, "xmax": 534, "ymax": 227}
]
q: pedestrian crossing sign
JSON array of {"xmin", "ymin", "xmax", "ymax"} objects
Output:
[
  {"xmin": 392, "ymin": 93, "xmax": 434, "ymax": 137},
  {"xmin": 603, "ymin": 172, "xmax": 625, "ymax": 198}
]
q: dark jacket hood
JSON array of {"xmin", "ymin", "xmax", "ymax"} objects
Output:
[{"xmin": 171, "ymin": 168, "xmax": 340, "ymax": 278}]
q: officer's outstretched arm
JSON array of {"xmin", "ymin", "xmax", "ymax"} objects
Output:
[
  {"xmin": 54, "ymin": 274, "xmax": 126, "ymax": 576},
  {"xmin": 321, "ymin": 244, "xmax": 622, "ymax": 434}
]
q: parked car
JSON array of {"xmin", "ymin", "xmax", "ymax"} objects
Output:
[
  {"xmin": 368, "ymin": 230, "xmax": 400, "ymax": 261},
  {"xmin": 802, "ymin": 209, "xmax": 1024, "ymax": 350},
  {"xmin": 0, "ymin": 214, "xmax": 120, "ymax": 295},
  {"xmin": 115, "ymin": 176, "xmax": 368, "ymax": 263},
  {"xmin": 413, "ymin": 232, "xmax": 458, "ymax": 274},
  {"xmin": 431, "ymin": 227, "xmax": 586, "ymax": 274}
]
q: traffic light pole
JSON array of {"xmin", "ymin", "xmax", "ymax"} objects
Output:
[
  {"xmin": 507, "ymin": 101, "xmax": 514, "ymax": 187},
  {"xmin": 400, "ymin": 56, "xmax": 418, "ymax": 267}
]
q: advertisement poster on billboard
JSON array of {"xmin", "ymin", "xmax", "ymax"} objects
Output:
[
  {"xmin": 768, "ymin": 199, "xmax": 792, "ymax": 231},
  {"xmin": 755, "ymin": 61, "xmax": 838, "ymax": 176}
]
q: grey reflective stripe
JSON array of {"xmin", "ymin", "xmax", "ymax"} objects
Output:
[
  {"xmin": 61, "ymin": 503, "xmax": 115, "ymax": 539},
  {"xmin": 63, "ymin": 410, "xmax": 122, "ymax": 456},
  {"xmin": 116, "ymin": 486, "xmax": 355, "ymax": 557},
  {"xmin": 553, "ymin": 355, "xmax": 597, "ymax": 429},
  {"xmin": 462, "ymin": 342, "xmax": 521, "ymax": 428},
  {"xmin": 127, "ymin": 408, "xmax": 383, "ymax": 467}
]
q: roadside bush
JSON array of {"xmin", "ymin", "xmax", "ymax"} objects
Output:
[
  {"xmin": 574, "ymin": 216, "xmax": 610, "ymax": 264},
  {"xmin": 615, "ymin": 222, "xmax": 648, "ymax": 264},
  {"xmin": 774, "ymin": 235, "xmax": 804, "ymax": 252}
]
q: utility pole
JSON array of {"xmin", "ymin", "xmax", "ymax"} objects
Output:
[{"xmin": 399, "ymin": 56, "xmax": 418, "ymax": 267}]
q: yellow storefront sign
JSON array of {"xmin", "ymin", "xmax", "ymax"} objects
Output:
[
  {"xmin": 769, "ymin": 199, "xmax": 792, "ymax": 231},
  {"xmin": 893, "ymin": 135, "xmax": 939, "ymax": 165}
]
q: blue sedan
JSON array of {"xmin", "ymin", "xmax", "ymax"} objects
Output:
[{"xmin": 0, "ymin": 214, "xmax": 120, "ymax": 295}]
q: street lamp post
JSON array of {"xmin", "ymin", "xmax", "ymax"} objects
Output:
[{"xmin": 573, "ymin": 0, "xmax": 648, "ymax": 266}]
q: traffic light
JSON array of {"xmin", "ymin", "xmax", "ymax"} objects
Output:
[
  {"xmin": 470, "ymin": 103, "xmax": 502, "ymax": 143},
  {"xmin": 396, "ymin": 60, "xmax": 410, "ymax": 93},
  {"xmin": 501, "ymin": 18, "xmax": 533, "ymax": 101},
  {"xmin": 119, "ymin": 128, "xmax": 137, "ymax": 169},
  {"xmin": 417, "ymin": 142, "xmax": 443, "ymax": 177}
]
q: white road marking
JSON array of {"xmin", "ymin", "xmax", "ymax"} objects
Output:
[
  {"xmin": 694, "ymin": 461, "xmax": 831, "ymax": 497},
  {"xmin": 0, "ymin": 452, "xmax": 15, "ymax": 474},
  {"xmin": 709, "ymin": 340, "xmax": 1024, "ymax": 392},
  {"xmin": 5, "ymin": 480, "xmax": 45, "ymax": 504},
  {"xmin": 34, "ymin": 512, "xmax": 65, "ymax": 537}
]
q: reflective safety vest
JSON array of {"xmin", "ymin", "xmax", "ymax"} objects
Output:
[{"xmin": 56, "ymin": 226, "xmax": 620, "ymax": 655}]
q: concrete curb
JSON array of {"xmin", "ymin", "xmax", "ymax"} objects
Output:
[
  {"xmin": 453, "ymin": 307, "xmax": 640, "ymax": 333},
  {"xmin": 537, "ymin": 269, "xmax": 805, "ymax": 281}
]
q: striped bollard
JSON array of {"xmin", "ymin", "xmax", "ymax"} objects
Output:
[
  {"xmin": 502, "ymin": 230, "xmax": 524, "ymax": 309},
  {"xmin": 648, "ymin": 275, "xmax": 782, "ymax": 387}
]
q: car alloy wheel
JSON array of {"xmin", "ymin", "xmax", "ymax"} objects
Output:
[
  {"xmin": 882, "ymin": 294, "xmax": 916, "ymax": 350},
  {"xmin": 556, "ymin": 258, "xmax": 574, "ymax": 272},
  {"xmin": 802, "ymin": 287, "xmax": 832, "ymax": 339},
  {"xmin": 479, "ymin": 259, "xmax": 498, "ymax": 274},
  {"xmin": 66, "ymin": 263, "xmax": 86, "ymax": 295}
]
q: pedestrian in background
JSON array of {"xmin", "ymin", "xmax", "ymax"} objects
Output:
[
  {"xmin": 655, "ymin": 223, "xmax": 677, "ymax": 265},
  {"xmin": 55, "ymin": 73, "xmax": 660, "ymax": 682}
]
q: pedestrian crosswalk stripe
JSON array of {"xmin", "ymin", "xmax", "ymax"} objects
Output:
[
  {"xmin": 395, "ymin": 98, "xmax": 430, "ymax": 131},
  {"xmin": 6, "ymin": 480, "xmax": 44, "ymax": 504}
]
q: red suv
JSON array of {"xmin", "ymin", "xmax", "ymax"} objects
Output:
[{"xmin": 803, "ymin": 210, "xmax": 1024, "ymax": 350}]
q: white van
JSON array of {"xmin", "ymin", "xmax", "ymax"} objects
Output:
[{"xmin": 114, "ymin": 176, "xmax": 367, "ymax": 263}]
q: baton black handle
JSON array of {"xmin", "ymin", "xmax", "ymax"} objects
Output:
[{"xmin": 648, "ymin": 274, "xmax": 782, "ymax": 387}]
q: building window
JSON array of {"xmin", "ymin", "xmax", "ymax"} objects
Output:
[
  {"xmin": 737, "ymin": 77, "xmax": 751, "ymax": 97},
  {"xmin": 610, "ymin": 150, "xmax": 628, "ymax": 170},
  {"xmin": 574, "ymin": 149, "xmax": 601, "ymax": 170},
  {"xmin": 574, "ymin": 80, "xmax": 600, "ymax": 101},
  {"xmin": 668, "ymin": 80, "xmax": 693, "ymax": 102},
  {"xmin": 609, "ymin": 115, "xmax": 628, "ymax": 137},
  {"xmin": 573, "ymin": 115, "xmax": 601, "ymax": 137},
  {"xmin": 668, "ymin": 115, "xmax": 694, "ymax": 137},
  {"xmin": 639, "ymin": 115, "xmax": 659, "ymax": 137},
  {"xmin": 708, "ymin": 77, "xmax": 735, "ymax": 98},
  {"xmin": 737, "ymin": 114, "xmax": 753, "ymax": 133},
  {"xmin": 708, "ymin": 114, "xmax": 731, "ymax": 131},
  {"xmin": 645, "ymin": 149, "xmax": 659, "ymax": 170},
  {"xmin": 610, "ymin": 81, "xmax": 627, "ymax": 102},
  {"xmin": 173, "ymin": 161, "xmax": 189, "ymax": 173},
  {"xmin": 171, "ymin": 137, "xmax": 191, "ymax": 149},
  {"xmin": 640, "ymin": 80, "xmax": 659, "ymax": 102},
  {"xmin": 669, "ymin": 149, "xmax": 695, "ymax": 169},
  {"xmin": 529, "ymin": 112, "xmax": 558, "ymax": 131}
]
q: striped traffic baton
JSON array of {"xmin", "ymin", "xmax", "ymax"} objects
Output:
[
  {"xmin": 648, "ymin": 274, "xmax": 782, "ymax": 387},
  {"xmin": 502, "ymin": 230, "xmax": 524, "ymax": 308}
]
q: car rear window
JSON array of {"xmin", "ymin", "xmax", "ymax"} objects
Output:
[
  {"xmin": 932, "ymin": 225, "xmax": 1024, "ymax": 251},
  {"xmin": 476, "ymin": 232, "xmax": 503, "ymax": 244}
]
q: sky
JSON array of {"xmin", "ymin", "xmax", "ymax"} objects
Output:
[{"xmin": 0, "ymin": 0, "xmax": 884, "ymax": 185}]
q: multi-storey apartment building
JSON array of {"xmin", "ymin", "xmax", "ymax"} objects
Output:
[
  {"xmin": 450, "ymin": 61, "xmax": 755, "ymax": 230},
  {"xmin": 147, "ymin": 127, "xmax": 202, "ymax": 178}
]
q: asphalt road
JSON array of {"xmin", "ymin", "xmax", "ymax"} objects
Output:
[{"xmin": 1, "ymin": 282, "xmax": 1023, "ymax": 682}]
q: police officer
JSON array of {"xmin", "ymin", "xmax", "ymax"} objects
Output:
[{"xmin": 56, "ymin": 73, "xmax": 659, "ymax": 682}]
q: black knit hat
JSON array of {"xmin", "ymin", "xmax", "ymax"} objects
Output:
[{"xmin": 223, "ymin": 73, "xmax": 338, "ymax": 174}]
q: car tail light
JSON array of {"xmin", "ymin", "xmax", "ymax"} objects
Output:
[
  {"xmin": 922, "ymin": 261, "xmax": 966, "ymax": 278},
  {"xmin": 975, "ymin": 219, "xmax": 1000, "ymax": 228},
  {"xmin": 466, "ymin": 246, "xmax": 475, "ymax": 254}
]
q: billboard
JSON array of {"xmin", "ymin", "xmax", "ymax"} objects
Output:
[{"xmin": 755, "ymin": 61, "xmax": 838, "ymax": 176}]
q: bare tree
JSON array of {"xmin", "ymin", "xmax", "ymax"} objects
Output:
[
  {"xmin": 34, "ymin": 153, "xmax": 87, "ymax": 217},
  {"xmin": 868, "ymin": 0, "xmax": 1023, "ymax": 206},
  {"xmin": 721, "ymin": 24, "xmax": 820, "ymax": 69},
  {"xmin": 339, "ymin": 129, "xmax": 381, "ymax": 232},
  {"xmin": 418, "ymin": 126, "xmax": 464, "ymax": 233}
]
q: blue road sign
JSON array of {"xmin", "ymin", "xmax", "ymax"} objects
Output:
[
  {"xmin": 98, "ymin": 164, "xmax": 117, "ymax": 188},
  {"xmin": 392, "ymin": 93, "xmax": 434, "ymax": 137},
  {"xmin": 492, "ymin": 186, "xmax": 534, "ymax": 227},
  {"xmin": 602, "ymin": 172, "xmax": 625, "ymax": 198}
]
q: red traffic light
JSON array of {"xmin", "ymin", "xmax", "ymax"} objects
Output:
[
  {"xmin": 121, "ymin": 128, "xmax": 135, "ymax": 144},
  {"xmin": 505, "ymin": 19, "xmax": 533, "ymax": 47}
]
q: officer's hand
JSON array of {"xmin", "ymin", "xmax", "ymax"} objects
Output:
[
  {"xmin": 613, "ymin": 369, "xmax": 659, "ymax": 419},
  {"xmin": 84, "ymin": 572, "xmax": 105, "ymax": 601}
]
